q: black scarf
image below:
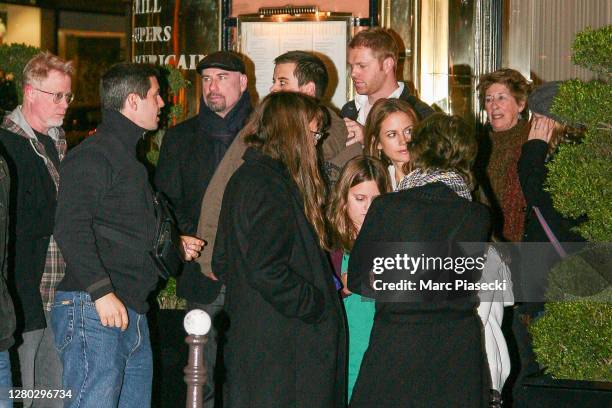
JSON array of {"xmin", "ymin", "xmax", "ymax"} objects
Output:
[{"xmin": 197, "ymin": 90, "xmax": 252, "ymax": 149}]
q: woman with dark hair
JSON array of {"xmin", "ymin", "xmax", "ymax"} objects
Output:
[
  {"xmin": 363, "ymin": 98, "xmax": 419, "ymax": 190},
  {"xmin": 212, "ymin": 92, "xmax": 346, "ymax": 408},
  {"xmin": 348, "ymin": 113, "xmax": 491, "ymax": 407},
  {"xmin": 477, "ymin": 68, "xmax": 532, "ymax": 241}
]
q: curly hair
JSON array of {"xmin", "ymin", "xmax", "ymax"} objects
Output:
[
  {"xmin": 477, "ymin": 68, "xmax": 532, "ymax": 109},
  {"xmin": 410, "ymin": 113, "xmax": 477, "ymax": 188}
]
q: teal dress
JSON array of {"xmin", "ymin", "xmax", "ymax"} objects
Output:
[{"xmin": 342, "ymin": 253, "xmax": 376, "ymax": 402}]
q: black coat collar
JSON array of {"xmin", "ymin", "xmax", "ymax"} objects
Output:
[{"xmin": 97, "ymin": 109, "xmax": 146, "ymax": 151}]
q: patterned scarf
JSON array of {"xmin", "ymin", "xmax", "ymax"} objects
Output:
[
  {"xmin": 1, "ymin": 106, "xmax": 66, "ymax": 310},
  {"xmin": 397, "ymin": 168, "xmax": 472, "ymax": 201}
]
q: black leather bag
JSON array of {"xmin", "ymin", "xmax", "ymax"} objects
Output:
[{"xmin": 151, "ymin": 192, "xmax": 185, "ymax": 280}]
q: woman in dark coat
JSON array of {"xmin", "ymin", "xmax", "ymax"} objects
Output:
[
  {"xmin": 212, "ymin": 92, "xmax": 346, "ymax": 408},
  {"xmin": 348, "ymin": 113, "xmax": 491, "ymax": 408}
]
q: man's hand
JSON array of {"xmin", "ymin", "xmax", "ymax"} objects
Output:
[
  {"xmin": 528, "ymin": 115, "xmax": 555, "ymax": 143},
  {"xmin": 344, "ymin": 118, "xmax": 365, "ymax": 146},
  {"xmin": 180, "ymin": 235, "xmax": 205, "ymax": 261},
  {"xmin": 95, "ymin": 293, "xmax": 128, "ymax": 331}
]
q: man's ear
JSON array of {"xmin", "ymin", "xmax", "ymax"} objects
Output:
[
  {"xmin": 299, "ymin": 81, "xmax": 317, "ymax": 98},
  {"xmin": 23, "ymin": 85, "xmax": 35, "ymax": 101},
  {"xmin": 239, "ymin": 74, "xmax": 248, "ymax": 92},
  {"xmin": 125, "ymin": 93, "xmax": 139, "ymax": 112},
  {"xmin": 382, "ymin": 57, "xmax": 395, "ymax": 74}
]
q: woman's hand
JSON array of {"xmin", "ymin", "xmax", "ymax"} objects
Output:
[
  {"xmin": 528, "ymin": 115, "xmax": 555, "ymax": 143},
  {"xmin": 180, "ymin": 235, "xmax": 206, "ymax": 261},
  {"xmin": 341, "ymin": 273, "xmax": 352, "ymax": 297}
]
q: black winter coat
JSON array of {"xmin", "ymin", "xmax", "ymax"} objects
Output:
[
  {"xmin": 0, "ymin": 128, "xmax": 57, "ymax": 332},
  {"xmin": 348, "ymin": 183, "xmax": 491, "ymax": 408},
  {"xmin": 212, "ymin": 147, "xmax": 346, "ymax": 408},
  {"xmin": 155, "ymin": 92, "xmax": 252, "ymax": 304},
  {"xmin": 0, "ymin": 151, "xmax": 14, "ymax": 351},
  {"xmin": 55, "ymin": 110, "xmax": 159, "ymax": 313},
  {"xmin": 518, "ymin": 139, "xmax": 584, "ymax": 243}
]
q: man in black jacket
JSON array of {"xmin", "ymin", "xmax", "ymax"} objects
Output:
[
  {"xmin": 53, "ymin": 63, "xmax": 203, "ymax": 407},
  {"xmin": 0, "ymin": 51, "xmax": 72, "ymax": 408},
  {"xmin": 154, "ymin": 51, "xmax": 251, "ymax": 408},
  {"xmin": 341, "ymin": 28, "xmax": 434, "ymax": 146},
  {"xmin": 0, "ymin": 150, "xmax": 15, "ymax": 403}
]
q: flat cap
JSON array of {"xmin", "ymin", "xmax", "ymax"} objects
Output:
[
  {"xmin": 528, "ymin": 81, "xmax": 563, "ymax": 123},
  {"xmin": 196, "ymin": 51, "xmax": 245, "ymax": 75}
]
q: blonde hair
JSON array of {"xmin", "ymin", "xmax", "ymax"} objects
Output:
[
  {"xmin": 244, "ymin": 92, "xmax": 330, "ymax": 249},
  {"xmin": 23, "ymin": 51, "xmax": 73, "ymax": 87},
  {"xmin": 326, "ymin": 156, "xmax": 390, "ymax": 252}
]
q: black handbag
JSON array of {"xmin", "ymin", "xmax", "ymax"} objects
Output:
[{"xmin": 151, "ymin": 192, "xmax": 185, "ymax": 280}]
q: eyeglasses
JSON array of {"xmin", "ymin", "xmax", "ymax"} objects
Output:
[
  {"xmin": 484, "ymin": 93, "xmax": 513, "ymax": 105},
  {"xmin": 310, "ymin": 130, "xmax": 325, "ymax": 142},
  {"xmin": 34, "ymin": 88, "xmax": 75, "ymax": 105}
]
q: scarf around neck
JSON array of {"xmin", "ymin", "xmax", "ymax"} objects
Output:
[{"xmin": 397, "ymin": 168, "xmax": 472, "ymax": 201}]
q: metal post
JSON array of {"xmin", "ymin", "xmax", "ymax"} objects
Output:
[{"xmin": 183, "ymin": 310, "xmax": 212, "ymax": 408}]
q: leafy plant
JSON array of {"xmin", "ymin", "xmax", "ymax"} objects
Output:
[
  {"xmin": 152, "ymin": 65, "xmax": 191, "ymax": 309},
  {"xmin": 530, "ymin": 24, "xmax": 612, "ymax": 382},
  {"xmin": 0, "ymin": 43, "xmax": 40, "ymax": 103},
  {"xmin": 530, "ymin": 300, "xmax": 612, "ymax": 381},
  {"xmin": 157, "ymin": 277, "xmax": 186, "ymax": 310},
  {"xmin": 145, "ymin": 64, "xmax": 191, "ymax": 168}
]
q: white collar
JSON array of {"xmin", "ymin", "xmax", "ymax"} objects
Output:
[{"xmin": 354, "ymin": 82, "xmax": 405, "ymax": 125}]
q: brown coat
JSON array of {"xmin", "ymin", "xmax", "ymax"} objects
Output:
[{"xmin": 196, "ymin": 108, "xmax": 359, "ymax": 278}]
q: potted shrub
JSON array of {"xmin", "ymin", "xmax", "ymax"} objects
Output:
[{"xmin": 523, "ymin": 25, "xmax": 612, "ymax": 407}]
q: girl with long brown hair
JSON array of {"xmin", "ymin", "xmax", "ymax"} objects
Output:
[
  {"xmin": 212, "ymin": 92, "xmax": 346, "ymax": 408},
  {"xmin": 326, "ymin": 156, "xmax": 390, "ymax": 402}
]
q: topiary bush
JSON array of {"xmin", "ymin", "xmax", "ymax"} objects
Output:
[
  {"xmin": 529, "ymin": 24, "xmax": 612, "ymax": 382},
  {"xmin": 0, "ymin": 43, "xmax": 41, "ymax": 104},
  {"xmin": 530, "ymin": 300, "xmax": 612, "ymax": 381}
]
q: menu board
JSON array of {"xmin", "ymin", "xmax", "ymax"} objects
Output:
[{"xmin": 239, "ymin": 19, "xmax": 351, "ymax": 110}]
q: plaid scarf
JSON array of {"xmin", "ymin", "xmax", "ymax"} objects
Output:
[
  {"xmin": 397, "ymin": 168, "xmax": 473, "ymax": 201},
  {"xmin": 1, "ymin": 106, "xmax": 66, "ymax": 310}
]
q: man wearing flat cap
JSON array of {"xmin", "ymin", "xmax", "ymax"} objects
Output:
[{"xmin": 155, "ymin": 51, "xmax": 252, "ymax": 407}]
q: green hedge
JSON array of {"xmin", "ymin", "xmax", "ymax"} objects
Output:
[{"xmin": 530, "ymin": 24, "xmax": 612, "ymax": 382}]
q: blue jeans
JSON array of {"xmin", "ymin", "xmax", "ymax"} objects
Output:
[
  {"xmin": 0, "ymin": 350, "xmax": 12, "ymax": 408},
  {"xmin": 51, "ymin": 291, "xmax": 152, "ymax": 408}
]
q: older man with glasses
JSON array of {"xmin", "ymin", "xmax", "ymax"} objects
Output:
[{"xmin": 0, "ymin": 51, "xmax": 73, "ymax": 408}]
